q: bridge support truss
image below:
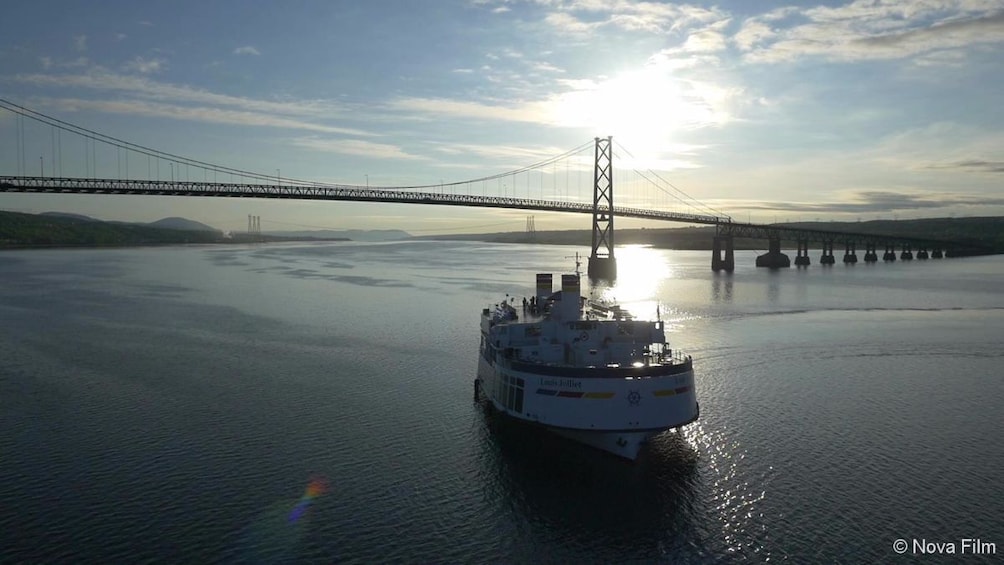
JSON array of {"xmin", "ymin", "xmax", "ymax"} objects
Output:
[{"xmin": 587, "ymin": 136, "xmax": 617, "ymax": 280}]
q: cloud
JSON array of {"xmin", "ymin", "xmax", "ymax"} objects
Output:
[
  {"xmin": 123, "ymin": 56, "xmax": 166, "ymax": 74},
  {"xmin": 681, "ymin": 28, "xmax": 728, "ymax": 53},
  {"xmin": 15, "ymin": 68, "xmax": 347, "ymax": 119},
  {"xmin": 925, "ymin": 159, "xmax": 1004, "ymax": 173},
  {"xmin": 532, "ymin": 61, "xmax": 565, "ymax": 73},
  {"xmin": 38, "ymin": 97, "xmax": 370, "ymax": 136},
  {"xmin": 431, "ymin": 141, "xmax": 576, "ymax": 162},
  {"xmin": 513, "ymin": 1, "xmax": 729, "ymax": 37},
  {"xmin": 289, "ymin": 136, "xmax": 423, "ymax": 160},
  {"xmin": 389, "ymin": 96, "xmax": 550, "ymax": 124},
  {"xmin": 233, "ymin": 46, "xmax": 261, "ymax": 56},
  {"xmin": 732, "ymin": 190, "xmax": 1004, "ymax": 214},
  {"xmin": 74, "ymin": 35, "xmax": 87, "ymax": 52},
  {"xmin": 737, "ymin": 2, "xmax": 1004, "ymax": 63}
]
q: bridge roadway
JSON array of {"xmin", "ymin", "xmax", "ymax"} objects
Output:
[
  {"xmin": 0, "ymin": 175, "xmax": 977, "ymax": 254},
  {"xmin": 0, "ymin": 175, "xmax": 725, "ymax": 225}
]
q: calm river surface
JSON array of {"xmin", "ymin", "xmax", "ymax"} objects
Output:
[{"xmin": 1, "ymin": 241, "xmax": 1002, "ymax": 563}]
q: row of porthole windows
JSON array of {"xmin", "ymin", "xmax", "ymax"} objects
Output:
[{"xmin": 496, "ymin": 373, "xmax": 525, "ymax": 414}]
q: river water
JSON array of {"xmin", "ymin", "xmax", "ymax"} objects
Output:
[{"xmin": 1, "ymin": 241, "xmax": 1002, "ymax": 563}]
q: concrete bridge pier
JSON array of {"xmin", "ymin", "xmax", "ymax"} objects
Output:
[
  {"xmin": 820, "ymin": 240, "xmax": 836, "ymax": 265},
  {"xmin": 843, "ymin": 241, "xmax": 858, "ymax": 264},
  {"xmin": 588, "ymin": 257, "xmax": 617, "ymax": 279},
  {"xmin": 864, "ymin": 242, "xmax": 878, "ymax": 262},
  {"xmin": 711, "ymin": 235, "xmax": 735, "ymax": 272},
  {"xmin": 900, "ymin": 244, "xmax": 914, "ymax": 260},
  {"xmin": 932, "ymin": 248, "xmax": 944, "ymax": 258},
  {"xmin": 917, "ymin": 248, "xmax": 929, "ymax": 259},
  {"xmin": 756, "ymin": 237, "xmax": 790, "ymax": 268},
  {"xmin": 883, "ymin": 245, "xmax": 897, "ymax": 261},
  {"xmin": 794, "ymin": 239, "xmax": 811, "ymax": 267}
]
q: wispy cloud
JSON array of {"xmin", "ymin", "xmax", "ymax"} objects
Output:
[
  {"xmin": 737, "ymin": 2, "xmax": 1004, "ymax": 63},
  {"xmin": 925, "ymin": 159, "xmax": 1004, "ymax": 173},
  {"xmin": 73, "ymin": 35, "xmax": 87, "ymax": 52},
  {"xmin": 542, "ymin": 0, "xmax": 727, "ymax": 34},
  {"xmin": 732, "ymin": 190, "xmax": 1004, "ymax": 214},
  {"xmin": 390, "ymin": 96, "xmax": 550, "ymax": 124},
  {"xmin": 122, "ymin": 56, "xmax": 166, "ymax": 74},
  {"xmin": 289, "ymin": 136, "xmax": 423, "ymax": 160},
  {"xmin": 39, "ymin": 97, "xmax": 369, "ymax": 136},
  {"xmin": 431, "ymin": 141, "xmax": 574, "ymax": 162},
  {"xmin": 233, "ymin": 46, "xmax": 261, "ymax": 56},
  {"xmin": 15, "ymin": 67, "xmax": 345, "ymax": 118}
]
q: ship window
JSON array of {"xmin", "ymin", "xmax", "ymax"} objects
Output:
[
  {"xmin": 514, "ymin": 378, "xmax": 524, "ymax": 413},
  {"xmin": 507, "ymin": 383, "xmax": 516, "ymax": 410}
]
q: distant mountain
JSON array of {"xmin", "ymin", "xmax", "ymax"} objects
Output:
[
  {"xmin": 264, "ymin": 229, "xmax": 410, "ymax": 241},
  {"xmin": 0, "ymin": 210, "xmax": 228, "ymax": 247},
  {"xmin": 147, "ymin": 217, "xmax": 220, "ymax": 233},
  {"xmin": 41, "ymin": 211, "xmax": 100, "ymax": 222}
]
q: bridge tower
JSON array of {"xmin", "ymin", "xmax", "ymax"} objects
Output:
[{"xmin": 587, "ymin": 136, "xmax": 617, "ymax": 280}]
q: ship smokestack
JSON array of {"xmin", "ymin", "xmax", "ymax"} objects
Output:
[
  {"xmin": 561, "ymin": 274, "xmax": 580, "ymax": 294},
  {"xmin": 535, "ymin": 273, "xmax": 552, "ymax": 303},
  {"xmin": 560, "ymin": 274, "xmax": 581, "ymax": 319}
]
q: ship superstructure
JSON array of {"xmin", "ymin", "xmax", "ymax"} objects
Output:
[{"xmin": 475, "ymin": 273, "xmax": 698, "ymax": 460}]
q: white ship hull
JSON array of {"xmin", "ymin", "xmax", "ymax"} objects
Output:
[{"xmin": 476, "ymin": 357, "xmax": 698, "ymax": 460}]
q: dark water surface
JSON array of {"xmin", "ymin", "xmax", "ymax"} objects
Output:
[{"xmin": 1, "ymin": 241, "xmax": 1002, "ymax": 563}]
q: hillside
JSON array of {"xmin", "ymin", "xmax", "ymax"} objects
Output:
[
  {"xmin": 0, "ymin": 210, "xmax": 227, "ymax": 247},
  {"xmin": 146, "ymin": 217, "xmax": 220, "ymax": 232},
  {"xmin": 418, "ymin": 217, "xmax": 1004, "ymax": 254}
]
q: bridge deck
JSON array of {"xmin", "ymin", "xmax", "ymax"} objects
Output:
[{"xmin": 0, "ymin": 175, "xmax": 975, "ymax": 251}]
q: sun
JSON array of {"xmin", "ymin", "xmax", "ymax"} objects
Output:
[{"xmin": 549, "ymin": 67, "xmax": 716, "ymax": 159}]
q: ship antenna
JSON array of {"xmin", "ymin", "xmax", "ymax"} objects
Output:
[
  {"xmin": 564, "ymin": 252, "xmax": 582, "ymax": 278},
  {"xmin": 562, "ymin": 251, "xmax": 586, "ymax": 278}
]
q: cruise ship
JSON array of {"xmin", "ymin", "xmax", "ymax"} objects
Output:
[{"xmin": 475, "ymin": 272, "xmax": 699, "ymax": 460}]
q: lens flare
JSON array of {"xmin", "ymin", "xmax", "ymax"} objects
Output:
[{"xmin": 289, "ymin": 476, "xmax": 330, "ymax": 523}]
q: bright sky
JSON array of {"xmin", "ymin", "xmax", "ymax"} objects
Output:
[{"xmin": 1, "ymin": 0, "xmax": 1002, "ymax": 234}]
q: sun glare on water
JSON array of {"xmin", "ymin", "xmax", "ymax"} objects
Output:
[{"xmin": 594, "ymin": 245, "xmax": 672, "ymax": 318}]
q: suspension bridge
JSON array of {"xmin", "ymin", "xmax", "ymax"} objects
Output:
[{"xmin": 0, "ymin": 99, "xmax": 980, "ymax": 277}]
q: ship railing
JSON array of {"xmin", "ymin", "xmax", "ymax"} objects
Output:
[{"xmin": 653, "ymin": 349, "xmax": 692, "ymax": 367}]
